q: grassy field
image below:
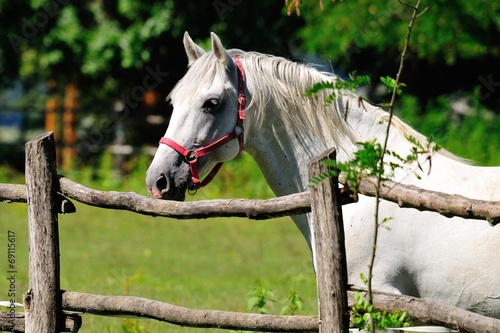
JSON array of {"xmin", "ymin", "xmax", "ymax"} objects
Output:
[{"xmin": 0, "ymin": 153, "xmax": 318, "ymax": 333}]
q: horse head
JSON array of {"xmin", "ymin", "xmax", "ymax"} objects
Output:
[{"xmin": 146, "ymin": 32, "xmax": 245, "ymax": 201}]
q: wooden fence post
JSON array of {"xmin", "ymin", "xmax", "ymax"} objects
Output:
[
  {"xmin": 24, "ymin": 132, "xmax": 62, "ymax": 333},
  {"xmin": 308, "ymin": 148, "xmax": 349, "ymax": 333}
]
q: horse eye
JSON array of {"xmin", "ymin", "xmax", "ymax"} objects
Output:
[{"xmin": 202, "ymin": 98, "xmax": 219, "ymax": 112}]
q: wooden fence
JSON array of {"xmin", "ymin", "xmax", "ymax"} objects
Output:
[{"xmin": 1, "ymin": 132, "xmax": 500, "ymax": 333}]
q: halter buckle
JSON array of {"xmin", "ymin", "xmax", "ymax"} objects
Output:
[{"xmin": 238, "ymin": 94, "xmax": 246, "ymax": 106}]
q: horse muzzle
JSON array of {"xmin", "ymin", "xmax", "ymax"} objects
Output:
[
  {"xmin": 148, "ymin": 173, "xmax": 187, "ymax": 201},
  {"xmin": 146, "ymin": 153, "xmax": 191, "ymax": 201}
]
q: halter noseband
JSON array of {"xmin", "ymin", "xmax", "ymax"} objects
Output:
[{"xmin": 158, "ymin": 57, "xmax": 246, "ymax": 191}]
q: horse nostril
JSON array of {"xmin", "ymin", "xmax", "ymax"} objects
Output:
[{"xmin": 156, "ymin": 174, "xmax": 168, "ymax": 192}]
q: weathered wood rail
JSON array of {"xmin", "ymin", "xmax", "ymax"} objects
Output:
[
  {"xmin": 3, "ymin": 290, "xmax": 500, "ymax": 333},
  {"xmin": 1, "ymin": 132, "xmax": 500, "ymax": 333},
  {"xmin": 2, "ymin": 171, "xmax": 499, "ymax": 225}
]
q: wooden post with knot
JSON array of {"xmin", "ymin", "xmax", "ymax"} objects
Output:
[
  {"xmin": 24, "ymin": 132, "xmax": 81, "ymax": 333},
  {"xmin": 307, "ymin": 147, "xmax": 350, "ymax": 333}
]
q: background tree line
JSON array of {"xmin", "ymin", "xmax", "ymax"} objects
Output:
[{"xmin": 1, "ymin": 0, "xmax": 499, "ymax": 168}]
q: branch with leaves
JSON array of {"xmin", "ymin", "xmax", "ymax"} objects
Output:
[
  {"xmin": 369, "ymin": 0, "xmax": 426, "ymax": 311},
  {"xmin": 306, "ymin": 1, "xmax": 429, "ymax": 332}
]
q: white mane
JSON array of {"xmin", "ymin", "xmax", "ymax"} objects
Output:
[
  {"xmin": 237, "ymin": 51, "xmax": 469, "ymax": 163},
  {"xmin": 235, "ymin": 50, "xmax": 357, "ymax": 151}
]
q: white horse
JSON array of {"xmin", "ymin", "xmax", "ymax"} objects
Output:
[{"xmin": 146, "ymin": 32, "xmax": 500, "ymax": 318}]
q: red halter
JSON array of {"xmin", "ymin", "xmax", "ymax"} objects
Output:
[{"xmin": 159, "ymin": 57, "xmax": 246, "ymax": 191}]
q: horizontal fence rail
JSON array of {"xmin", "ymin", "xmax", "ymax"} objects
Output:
[
  {"xmin": 60, "ymin": 290, "xmax": 500, "ymax": 333},
  {"xmin": 3, "ymin": 290, "xmax": 499, "ymax": 333},
  {"xmin": 1, "ymin": 177, "xmax": 499, "ymax": 224},
  {"xmin": 61, "ymin": 291, "xmax": 319, "ymax": 332}
]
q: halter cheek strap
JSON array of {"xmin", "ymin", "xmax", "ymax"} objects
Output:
[{"xmin": 158, "ymin": 57, "xmax": 246, "ymax": 191}]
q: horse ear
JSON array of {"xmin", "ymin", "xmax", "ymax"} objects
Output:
[
  {"xmin": 183, "ymin": 32, "xmax": 206, "ymax": 66},
  {"xmin": 211, "ymin": 32, "xmax": 232, "ymax": 67}
]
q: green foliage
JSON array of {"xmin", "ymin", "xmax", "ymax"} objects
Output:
[
  {"xmin": 305, "ymin": 73, "xmax": 371, "ymax": 104},
  {"xmin": 119, "ymin": 319, "xmax": 150, "ymax": 333},
  {"xmin": 305, "ymin": 69, "xmax": 436, "ymax": 192},
  {"xmin": 246, "ymin": 283, "xmax": 276, "ymax": 314},
  {"xmin": 308, "ymin": 138, "xmax": 436, "ymax": 194},
  {"xmin": 7, "ymin": 1, "xmax": 176, "ymax": 80},
  {"xmin": 243, "ymin": 281, "xmax": 409, "ymax": 332},
  {"xmin": 308, "ymin": 140, "xmax": 383, "ymax": 189},
  {"xmin": 380, "ymin": 76, "xmax": 405, "ymax": 95},
  {"xmin": 245, "ymin": 281, "xmax": 306, "ymax": 316},
  {"xmin": 351, "ymin": 292, "xmax": 411, "ymax": 331},
  {"xmin": 280, "ymin": 284, "xmax": 305, "ymax": 315},
  {"xmin": 231, "ymin": 281, "xmax": 306, "ymax": 333},
  {"xmin": 397, "ymin": 92, "xmax": 500, "ymax": 166},
  {"xmin": 82, "ymin": 1, "xmax": 173, "ymax": 74},
  {"xmin": 298, "ymin": 0, "xmax": 500, "ymax": 66},
  {"xmin": 1, "ymin": 1, "xmax": 299, "ymax": 86},
  {"xmin": 352, "ymin": 274, "xmax": 411, "ymax": 329}
]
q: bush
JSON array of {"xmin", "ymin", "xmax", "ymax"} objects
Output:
[{"xmin": 397, "ymin": 92, "xmax": 500, "ymax": 166}]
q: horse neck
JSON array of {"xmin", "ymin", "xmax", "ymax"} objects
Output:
[
  {"xmin": 244, "ymin": 95, "xmax": 355, "ymax": 196},
  {"xmin": 341, "ymin": 94, "xmax": 438, "ymax": 181},
  {"xmin": 341, "ymin": 94, "xmax": 403, "ymax": 148},
  {"xmin": 239, "ymin": 54, "xmax": 363, "ymax": 195},
  {"xmin": 244, "ymin": 103, "xmax": 329, "ymax": 197}
]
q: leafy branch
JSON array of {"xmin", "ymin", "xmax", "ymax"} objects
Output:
[
  {"xmin": 369, "ymin": 1, "xmax": 427, "ymax": 312},
  {"xmin": 309, "ymin": 136, "xmax": 439, "ymax": 199},
  {"xmin": 351, "ymin": 291, "xmax": 412, "ymax": 331},
  {"xmin": 307, "ymin": 1, "xmax": 428, "ymax": 332},
  {"xmin": 305, "ymin": 73, "xmax": 371, "ymax": 105},
  {"xmin": 380, "ymin": 76, "xmax": 406, "ymax": 95}
]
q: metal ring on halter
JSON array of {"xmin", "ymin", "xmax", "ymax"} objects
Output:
[
  {"xmin": 235, "ymin": 126, "xmax": 244, "ymax": 136},
  {"xmin": 185, "ymin": 151, "xmax": 196, "ymax": 162}
]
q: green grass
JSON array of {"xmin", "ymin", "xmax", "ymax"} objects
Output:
[{"xmin": 0, "ymin": 152, "xmax": 318, "ymax": 333}]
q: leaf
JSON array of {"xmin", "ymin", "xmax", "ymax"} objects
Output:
[
  {"xmin": 381, "ymin": 217, "xmax": 393, "ymax": 224},
  {"xmin": 304, "ymin": 81, "xmax": 335, "ymax": 97},
  {"xmin": 380, "ymin": 76, "xmax": 406, "ymax": 95},
  {"xmin": 308, "ymin": 168, "xmax": 339, "ymax": 187},
  {"xmin": 305, "ymin": 74, "xmax": 371, "ymax": 104},
  {"xmin": 360, "ymin": 273, "xmax": 368, "ymax": 285}
]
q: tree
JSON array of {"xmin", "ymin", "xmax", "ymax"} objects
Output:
[
  {"xmin": 296, "ymin": 0, "xmax": 500, "ymax": 110},
  {"xmin": 0, "ymin": 0, "xmax": 302, "ymax": 154}
]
